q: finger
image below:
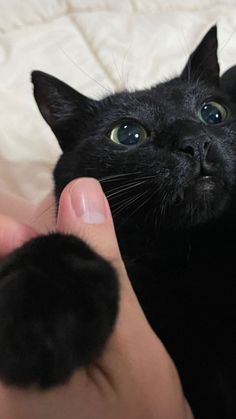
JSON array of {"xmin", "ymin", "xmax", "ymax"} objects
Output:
[
  {"xmin": 0, "ymin": 215, "xmax": 37, "ymax": 258},
  {"xmin": 57, "ymin": 178, "xmax": 123, "ymax": 269}
]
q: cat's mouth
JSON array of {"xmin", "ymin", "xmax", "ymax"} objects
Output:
[
  {"xmin": 195, "ymin": 174, "xmax": 216, "ymax": 190},
  {"xmin": 169, "ymin": 172, "xmax": 229, "ymax": 227},
  {"xmin": 176, "ymin": 173, "xmax": 224, "ymax": 203}
]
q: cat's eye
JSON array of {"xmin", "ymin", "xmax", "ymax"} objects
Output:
[
  {"xmin": 110, "ymin": 121, "xmax": 148, "ymax": 146},
  {"xmin": 198, "ymin": 101, "xmax": 227, "ymax": 125}
]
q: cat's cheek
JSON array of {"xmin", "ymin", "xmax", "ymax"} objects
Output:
[{"xmin": 0, "ymin": 233, "xmax": 119, "ymax": 388}]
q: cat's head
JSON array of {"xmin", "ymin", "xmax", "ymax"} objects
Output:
[{"xmin": 32, "ymin": 25, "xmax": 236, "ymax": 230}]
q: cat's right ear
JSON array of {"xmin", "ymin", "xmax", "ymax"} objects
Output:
[
  {"xmin": 180, "ymin": 25, "xmax": 219, "ymax": 86},
  {"xmin": 31, "ymin": 71, "xmax": 96, "ymax": 151}
]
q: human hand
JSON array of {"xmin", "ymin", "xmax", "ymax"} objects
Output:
[{"xmin": 0, "ymin": 178, "xmax": 194, "ymax": 419}]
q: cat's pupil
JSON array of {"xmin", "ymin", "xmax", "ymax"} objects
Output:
[
  {"xmin": 117, "ymin": 123, "xmax": 144, "ymax": 145},
  {"xmin": 200, "ymin": 103, "xmax": 223, "ymax": 124}
]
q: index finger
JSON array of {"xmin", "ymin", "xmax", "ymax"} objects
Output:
[{"xmin": 0, "ymin": 215, "xmax": 37, "ymax": 258}]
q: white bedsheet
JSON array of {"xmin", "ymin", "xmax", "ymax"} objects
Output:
[{"xmin": 0, "ymin": 0, "xmax": 236, "ymax": 209}]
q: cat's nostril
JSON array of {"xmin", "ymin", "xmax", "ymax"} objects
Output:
[
  {"xmin": 181, "ymin": 145, "xmax": 195, "ymax": 156},
  {"xmin": 178, "ymin": 142, "xmax": 196, "ymax": 157},
  {"xmin": 177, "ymin": 139, "xmax": 211, "ymax": 159}
]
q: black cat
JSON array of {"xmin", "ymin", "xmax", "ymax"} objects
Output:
[{"xmin": 0, "ymin": 25, "xmax": 235, "ymax": 418}]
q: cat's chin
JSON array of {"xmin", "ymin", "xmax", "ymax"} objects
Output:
[
  {"xmin": 173, "ymin": 176, "xmax": 230, "ymax": 228},
  {"xmin": 184, "ymin": 174, "xmax": 221, "ymax": 200}
]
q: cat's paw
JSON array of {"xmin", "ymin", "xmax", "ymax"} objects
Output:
[{"xmin": 0, "ymin": 233, "xmax": 119, "ymax": 388}]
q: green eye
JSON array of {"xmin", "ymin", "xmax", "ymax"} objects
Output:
[
  {"xmin": 110, "ymin": 121, "xmax": 148, "ymax": 146},
  {"xmin": 198, "ymin": 101, "xmax": 227, "ymax": 125}
]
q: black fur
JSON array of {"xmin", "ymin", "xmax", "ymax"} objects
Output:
[
  {"xmin": 0, "ymin": 233, "xmax": 118, "ymax": 388},
  {"xmin": 0, "ymin": 25, "xmax": 235, "ymax": 418}
]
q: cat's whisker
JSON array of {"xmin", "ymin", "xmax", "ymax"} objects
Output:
[
  {"xmin": 112, "ymin": 189, "xmax": 150, "ymax": 217},
  {"xmin": 111, "ymin": 188, "xmax": 147, "ymax": 211},
  {"xmin": 147, "ymin": 203, "xmax": 163, "ymax": 233},
  {"xmin": 143, "ymin": 199, "xmax": 158, "ymax": 227},
  {"xmin": 128, "ymin": 185, "xmax": 159, "ymax": 219},
  {"xmin": 158, "ymin": 190, "xmax": 169, "ymax": 225},
  {"xmin": 59, "ymin": 47, "xmax": 113, "ymax": 94},
  {"xmin": 105, "ymin": 175, "xmax": 156, "ymax": 193},
  {"xmin": 106, "ymin": 180, "xmax": 147, "ymax": 199},
  {"xmin": 121, "ymin": 43, "xmax": 132, "ymax": 90},
  {"xmin": 111, "ymin": 52, "xmax": 124, "ymax": 90},
  {"xmin": 99, "ymin": 171, "xmax": 142, "ymax": 182},
  {"xmin": 101, "ymin": 173, "xmax": 157, "ymax": 184},
  {"xmin": 105, "ymin": 180, "xmax": 142, "ymax": 193},
  {"xmin": 154, "ymin": 206, "xmax": 161, "ymax": 231},
  {"xmin": 143, "ymin": 184, "xmax": 167, "ymax": 225},
  {"xmin": 218, "ymin": 28, "xmax": 235, "ymax": 58},
  {"xmin": 106, "ymin": 184, "xmax": 138, "ymax": 197}
]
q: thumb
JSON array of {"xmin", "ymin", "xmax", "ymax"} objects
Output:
[{"xmin": 56, "ymin": 178, "xmax": 122, "ymax": 269}]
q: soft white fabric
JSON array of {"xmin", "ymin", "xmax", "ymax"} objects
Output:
[{"xmin": 0, "ymin": 0, "xmax": 236, "ymax": 206}]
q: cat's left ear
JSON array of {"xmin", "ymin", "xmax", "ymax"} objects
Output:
[
  {"xmin": 181, "ymin": 25, "xmax": 219, "ymax": 86},
  {"xmin": 31, "ymin": 71, "xmax": 97, "ymax": 151}
]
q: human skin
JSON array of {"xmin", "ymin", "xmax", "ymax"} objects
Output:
[{"xmin": 0, "ymin": 178, "xmax": 194, "ymax": 419}]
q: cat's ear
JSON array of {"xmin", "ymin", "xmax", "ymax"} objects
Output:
[
  {"xmin": 31, "ymin": 71, "xmax": 96, "ymax": 150},
  {"xmin": 180, "ymin": 25, "xmax": 219, "ymax": 86}
]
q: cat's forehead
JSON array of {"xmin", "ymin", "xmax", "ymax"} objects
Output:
[{"xmin": 101, "ymin": 79, "xmax": 223, "ymax": 125}]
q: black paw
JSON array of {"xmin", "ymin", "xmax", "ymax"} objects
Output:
[{"xmin": 0, "ymin": 233, "xmax": 119, "ymax": 388}]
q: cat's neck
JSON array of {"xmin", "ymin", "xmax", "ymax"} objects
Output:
[{"xmin": 115, "ymin": 209, "xmax": 236, "ymax": 267}]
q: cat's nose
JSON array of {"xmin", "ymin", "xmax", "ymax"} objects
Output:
[{"xmin": 178, "ymin": 137, "xmax": 211, "ymax": 161}]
